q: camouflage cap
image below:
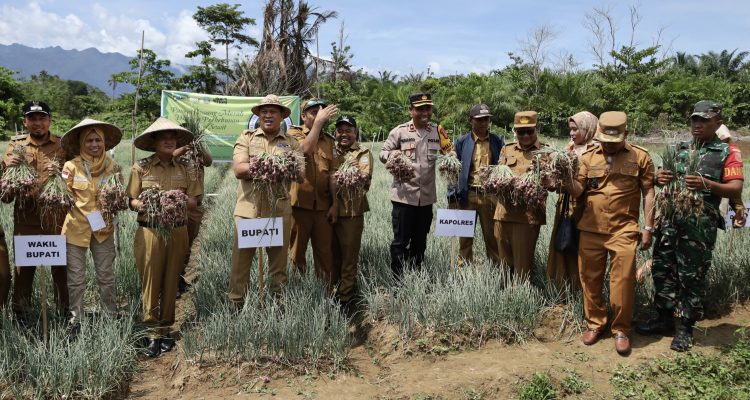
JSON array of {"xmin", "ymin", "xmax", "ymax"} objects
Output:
[
  {"xmin": 690, "ymin": 100, "xmax": 722, "ymax": 119},
  {"xmin": 513, "ymin": 111, "xmax": 538, "ymax": 128},
  {"xmin": 594, "ymin": 111, "xmax": 627, "ymax": 143}
]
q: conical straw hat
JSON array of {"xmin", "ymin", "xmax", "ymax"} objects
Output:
[
  {"xmin": 133, "ymin": 117, "xmax": 193, "ymax": 152},
  {"xmin": 61, "ymin": 118, "xmax": 123, "ymax": 155}
]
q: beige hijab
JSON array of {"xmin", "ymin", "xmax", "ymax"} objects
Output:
[{"xmin": 568, "ymin": 111, "xmax": 598, "ymax": 157}]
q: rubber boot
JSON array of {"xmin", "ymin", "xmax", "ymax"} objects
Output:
[
  {"xmin": 670, "ymin": 318, "xmax": 694, "ymax": 352},
  {"xmin": 635, "ymin": 309, "xmax": 676, "ymax": 336}
]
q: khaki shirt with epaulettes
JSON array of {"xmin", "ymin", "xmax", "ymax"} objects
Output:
[
  {"xmin": 335, "ymin": 143, "xmax": 373, "ymax": 217},
  {"xmin": 233, "ymin": 128, "xmax": 301, "ymax": 218},
  {"xmin": 2, "ymin": 133, "xmax": 69, "ymax": 234},
  {"xmin": 379, "ymin": 120, "xmax": 455, "ymax": 206},
  {"xmin": 575, "ymin": 142, "xmax": 655, "ymax": 235},
  {"xmin": 494, "ymin": 140, "xmax": 548, "ymax": 225},
  {"xmin": 287, "ymin": 126, "xmax": 338, "ymax": 211},
  {"xmin": 61, "ymin": 156, "xmax": 120, "ymax": 247},
  {"xmin": 126, "ymin": 155, "xmax": 202, "ymax": 223}
]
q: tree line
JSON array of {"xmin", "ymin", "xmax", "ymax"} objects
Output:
[{"xmin": 1, "ymin": 2, "xmax": 748, "ymax": 141}]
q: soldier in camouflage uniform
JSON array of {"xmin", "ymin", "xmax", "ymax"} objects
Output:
[{"xmin": 636, "ymin": 101, "xmax": 744, "ymax": 352}]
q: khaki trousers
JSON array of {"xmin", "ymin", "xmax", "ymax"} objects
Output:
[
  {"xmin": 332, "ymin": 215, "xmax": 364, "ymax": 303},
  {"xmin": 494, "ymin": 221, "xmax": 541, "ymax": 277},
  {"xmin": 135, "ymin": 225, "xmax": 188, "ymax": 338},
  {"xmin": 0, "ymin": 234, "xmax": 10, "ymax": 308},
  {"xmin": 182, "ymin": 206, "xmax": 204, "ymax": 276},
  {"xmin": 67, "ymin": 235, "xmax": 117, "ymax": 324},
  {"xmin": 451, "ymin": 191, "xmax": 500, "ymax": 267},
  {"xmin": 290, "ymin": 207, "xmax": 334, "ymax": 287},
  {"xmin": 578, "ymin": 230, "xmax": 637, "ymax": 335},
  {"xmin": 229, "ymin": 214, "xmax": 291, "ymax": 306}
]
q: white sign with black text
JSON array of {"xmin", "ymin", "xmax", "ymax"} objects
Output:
[
  {"xmin": 237, "ymin": 217, "xmax": 284, "ymax": 248},
  {"xmin": 435, "ymin": 209, "xmax": 477, "ymax": 237},
  {"xmin": 13, "ymin": 235, "xmax": 67, "ymax": 267}
]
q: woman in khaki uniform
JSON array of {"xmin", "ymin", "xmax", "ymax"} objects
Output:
[
  {"xmin": 60, "ymin": 119, "xmax": 123, "ymax": 338},
  {"xmin": 331, "ymin": 116, "xmax": 373, "ymax": 311},
  {"xmin": 546, "ymin": 111, "xmax": 598, "ymax": 292},
  {"xmin": 127, "ymin": 118, "xmax": 201, "ymax": 357}
]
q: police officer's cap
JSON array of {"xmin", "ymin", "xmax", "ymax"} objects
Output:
[{"xmin": 409, "ymin": 92, "xmax": 433, "ymax": 108}]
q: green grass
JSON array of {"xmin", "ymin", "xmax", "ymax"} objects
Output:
[{"xmin": 610, "ymin": 329, "xmax": 750, "ymax": 400}]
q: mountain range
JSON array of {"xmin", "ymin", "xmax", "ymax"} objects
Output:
[{"xmin": 0, "ymin": 43, "xmax": 145, "ymax": 95}]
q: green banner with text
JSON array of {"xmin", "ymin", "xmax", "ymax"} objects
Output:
[{"xmin": 160, "ymin": 90, "xmax": 300, "ymax": 161}]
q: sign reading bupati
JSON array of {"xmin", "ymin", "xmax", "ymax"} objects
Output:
[
  {"xmin": 435, "ymin": 209, "xmax": 477, "ymax": 237},
  {"xmin": 237, "ymin": 218, "xmax": 284, "ymax": 248},
  {"xmin": 726, "ymin": 201, "xmax": 750, "ymax": 228},
  {"xmin": 161, "ymin": 91, "xmax": 301, "ymax": 162},
  {"xmin": 13, "ymin": 235, "xmax": 67, "ymax": 267}
]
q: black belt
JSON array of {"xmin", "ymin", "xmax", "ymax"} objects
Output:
[{"xmin": 138, "ymin": 221, "xmax": 185, "ymax": 229}]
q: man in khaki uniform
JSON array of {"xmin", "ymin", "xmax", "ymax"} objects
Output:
[
  {"xmin": 2, "ymin": 101, "xmax": 69, "ymax": 316},
  {"xmin": 332, "ymin": 116, "xmax": 373, "ymax": 310},
  {"xmin": 449, "ymin": 104, "xmax": 504, "ymax": 267},
  {"xmin": 127, "ymin": 118, "xmax": 200, "ymax": 357},
  {"xmin": 229, "ymin": 95, "xmax": 301, "ymax": 307},
  {"xmin": 380, "ymin": 92, "xmax": 455, "ymax": 277},
  {"xmin": 287, "ymin": 99, "xmax": 339, "ymax": 288},
  {"xmin": 568, "ymin": 111, "xmax": 655, "ymax": 355},
  {"xmin": 0, "ymin": 226, "xmax": 9, "ymax": 309},
  {"xmin": 493, "ymin": 111, "xmax": 547, "ymax": 277}
]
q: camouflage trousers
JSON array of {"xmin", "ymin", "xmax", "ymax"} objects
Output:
[{"xmin": 652, "ymin": 216, "xmax": 718, "ymax": 321}]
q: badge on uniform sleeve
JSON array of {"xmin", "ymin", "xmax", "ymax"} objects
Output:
[
  {"xmin": 359, "ymin": 155, "xmax": 369, "ymax": 166},
  {"xmin": 61, "ymin": 169, "xmax": 70, "ymax": 179}
]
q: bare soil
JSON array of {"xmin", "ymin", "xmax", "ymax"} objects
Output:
[{"xmin": 125, "ymin": 277, "xmax": 750, "ymax": 400}]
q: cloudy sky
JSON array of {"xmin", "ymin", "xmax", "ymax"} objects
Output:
[{"xmin": 1, "ymin": 0, "xmax": 748, "ymax": 75}]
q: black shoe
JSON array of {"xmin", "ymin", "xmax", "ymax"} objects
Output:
[
  {"xmin": 67, "ymin": 322, "xmax": 81, "ymax": 342},
  {"xmin": 160, "ymin": 337, "xmax": 176, "ymax": 353},
  {"xmin": 635, "ymin": 315, "xmax": 675, "ymax": 336},
  {"xmin": 143, "ymin": 338, "xmax": 161, "ymax": 358},
  {"xmin": 177, "ymin": 276, "xmax": 191, "ymax": 298},
  {"xmin": 670, "ymin": 324, "xmax": 693, "ymax": 352}
]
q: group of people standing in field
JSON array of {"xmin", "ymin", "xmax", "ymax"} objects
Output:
[{"xmin": 0, "ymin": 94, "xmax": 745, "ymax": 358}]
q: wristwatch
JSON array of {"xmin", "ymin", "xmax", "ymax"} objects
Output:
[{"xmin": 644, "ymin": 226, "xmax": 656, "ymax": 233}]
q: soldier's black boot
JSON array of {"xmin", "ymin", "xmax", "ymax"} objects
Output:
[
  {"xmin": 670, "ymin": 319, "xmax": 694, "ymax": 352},
  {"xmin": 635, "ymin": 310, "xmax": 675, "ymax": 336}
]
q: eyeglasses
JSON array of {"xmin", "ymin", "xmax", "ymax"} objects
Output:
[{"xmin": 515, "ymin": 129, "xmax": 535, "ymax": 136}]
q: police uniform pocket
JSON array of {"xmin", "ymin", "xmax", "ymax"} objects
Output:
[
  {"xmin": 427, "ymin": 144, "xmax": 440, "ymax": 161},
  {"xmin": 401, "ymin": 142, "xmax": 417, "ymax": 160}
]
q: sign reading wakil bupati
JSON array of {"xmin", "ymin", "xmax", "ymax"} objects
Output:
[
  {"xmin": 435, "ymin": 209, "xmax": 477, "ymax": 237},
  {"xmin": 237, "ymin": 217, "xmax": 284, "ymax": 248},
  {"xmin": 13, "ymin": 235, "xmax": 67, "ymax": 267}
]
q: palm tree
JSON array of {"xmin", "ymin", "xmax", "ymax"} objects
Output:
[
  {"xmin": 252, "ymin": 0, "xmax": 337, "ymax": 96},
  {"xmin": 698, "ymin": 49, "xmax": 749, "ymax": 79},
  {"xmin": 672, "ymin": 52, "xmax": 698, "ymax": 74}
]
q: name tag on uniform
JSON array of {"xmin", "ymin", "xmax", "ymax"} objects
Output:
[
  {"xmin": 73, "ymin": 176, "xmax": 87, "ymax": 183},
  {"xmin": 87, "ymin": 211, "xmax": 107, "ymax": 232}
]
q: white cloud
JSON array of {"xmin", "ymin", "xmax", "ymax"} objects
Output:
[{"xmin": 0, "ymin": 2, "xmax": 215, "ymax": 65}]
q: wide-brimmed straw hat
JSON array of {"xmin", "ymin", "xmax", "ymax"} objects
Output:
[
  {"xmin": 61, "ymin": 118, "xmax": 123, "ymax": 155},
  {"xmin": 251, "ymin": 94, "xmax": 292, "ymax": 118},
  {"xmin": 133, "ymin": 117, "xmax": 193, "ymax": 151}
]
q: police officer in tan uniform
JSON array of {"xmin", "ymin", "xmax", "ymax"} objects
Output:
[
  {"xmin": 380, "ymin": 93, "xmax": 455, "ymax": 277},
  {"xmin": 287, "ymin": 100, "xmax": 339, "ymax": 289},
  {"xmin": 127, "ymin": 118, "xmax": 201, "ymax": 357},
  {"xmin": 2, "ymin": 101, "xmax": 69, "ymax": 316},
  {"xmin": 568, "ymin": 111, "xmax": 655, "ymax": 355},
  {"xmin": 332, "ymin": 116, "xmax": 373, "ymax": 310},
  {"xmin": 493, "ymin": 111, "xmax": 547, "ymax": 277},
  {"xmin": 229, "ymin": 95, "xmax": 302, "ymax": 307}
]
